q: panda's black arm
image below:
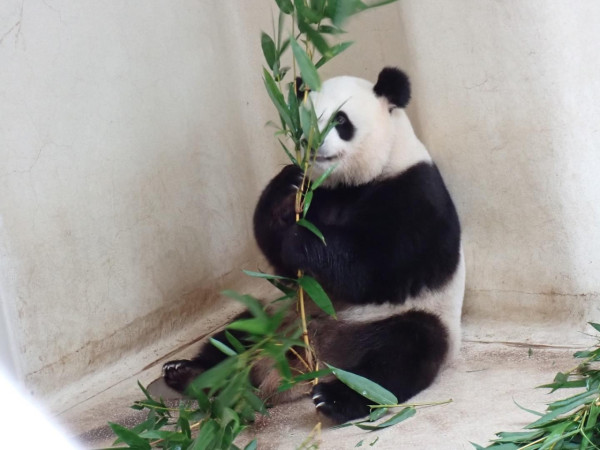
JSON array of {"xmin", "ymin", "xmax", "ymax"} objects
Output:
[
  {"xmin": 281, "ymin": 202, "xmax": 460, "ymax": 304},
  {"xmin": 281, "ymin": 222, "xmax": 406, "ymax": 304},
  {"xmin": 253, "ymin": 165, "xmax": 303, "ymax": 277}
]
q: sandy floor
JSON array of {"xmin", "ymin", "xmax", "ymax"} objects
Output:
[{"xmin": 60, "ymin": 317, "xmax": 589, "ymax": 450}]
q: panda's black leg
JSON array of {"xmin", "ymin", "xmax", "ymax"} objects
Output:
[
  {"xmin": 162, "ymin": 312, "xmax": 251, "ymax": 393},
  {"xmin": 311, "ymin": 310, "xmax": 449, "ymax": 423},
  {"xmin": 312, "ymin": 378, "xmax": 371, "ymax": 423}
]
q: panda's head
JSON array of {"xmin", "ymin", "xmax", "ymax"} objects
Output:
[{"xmin": 307, "ymin": 67, "xmax": 431, "ymax": 187}]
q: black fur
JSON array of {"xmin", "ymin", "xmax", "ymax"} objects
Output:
[
  {"xmin": 163, "ymin": 311, "xmax": 251, "ymax": 393},
  {"xmin": 334, "ymin": 111, "xmax": 355, "ymax": 141},
  {"xmin": 255, "ymin": 163, "xmax": 461, "ymax": 305},
  {"xmin": 373, "ymin": 67, "xmax": 411, "ymax": 109},
  {"xmin": 164, "ymin": 161, "xmax": 460, "ymax": 422},
  {"xmin": 295, "ymin": 76, "xmax": 309, "ymax": 100},
  {"xmin": 163, "ymin": 69, "xmax": 461, "ymax": 424},
  {"xmin": 250, "ymin": 162, "xmax": 461, "ymax": 422},
  {"xmin": 311, "ymin": 311, "xmax": 448, "ymax": 422}
]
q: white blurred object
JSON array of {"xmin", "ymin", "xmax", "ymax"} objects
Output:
[{"xmin": 0, "ymin": 370, "xmax": 80, "ymax": 449}]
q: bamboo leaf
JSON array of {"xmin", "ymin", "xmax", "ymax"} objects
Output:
[
  {"xmin": 299, "ymin": 102, "xmax": 315, "ymax": 146},
  {"xmin": 547, "ymin": 390, "xmax": 597, "ymax": 410},
  {"xmin": 222, "ymin": 290, "xmax": 267, "ymax": 320},
  {"xmin": 297, "ymin": 17, "xmax": 331, "ymax": 58},
  {"xmin": 318, "ymin": 24, "xmax": 346, "ymax": 35},
  {"xmin": 228, "ymin": 317, "xmax": 270, "ymax": 335},
  {"xmin": 278, "ymin": 368, "xmax": 334, "ymax": 391},
  {"xmin": 493, "ymin": 430, "xmax": 544, "ymax": 443},
  {"xmin": 191, "ymin": 420, "xmax": 219, "ymax": 449},
  {"xmin": 315, "ymin": 41, "xmax": 354, "ymax": 68},
  {"xmin": 266, "ymin": 277, "xmax": 298, "ymax": 297},
  {"xmin": 293, "ymin": 0, "xmax": 323, "ymax": 23},
  {"xmin": 109, "ymin": 423, "xmax": 152, "ymax": 449},
  {"xmin": 297, "ymin": 218, "xmax": 326, "ymax": 244},
  {"xmin": 244, "ymin": 439, "xmax": 258, "ymax": 450},
  {"xmin": 178, "ymin": 410, "xmax": 192, "ymax": 438},
  {"xmin": 525, "ymin": 392, "xmax": 596, "ymax": 429},
  {"xmin": 368, "ymin": 407, "xmax": 388, "ymax": 422},
  {"xmin": 186, "ymin": 357, "xmax": 236, "ymax": 395},
  {"xmin": 277, "ymin": 10, "xmax": 286, "ymax": 51},
  {"xmin": 214, "ymin": 373, "xmax": 247, "ymax": 416},
  {"xmin": 243, "ymin": 391, "xmax": 267, "ymax": 415},
  {"xmin": 298, "ymin": 275, "xmax": 335, "ymax": 317},
  {"xmin": 480, "ymin": 444, "xmax": 519, "ymax": 450},
  {"xmin": 326, "ymin": 364, "xmax": 398, "ymax": 405},
  {"xmin": 354, "ymin": 407, "xmax": 416, "ymax": 430},
  {"xmin": 538, "ymin": 422, "xmax": 578, "ymax": 450},
  {"xmin": 290, "ymin": 38, "xmax": 321, "ymax": 91},
  {"xmin": 513, "ymin": 399, "xmax": 544, "ymax": 417},
  {"xmin": 538, "ymin": 379, "xmax": 586, "ymax": 392},
  {"xmin": 585, "ymin": 403, "xmax": 600, "ymax": 431},
  {"xmin": 210, "ymin": 338, "xmax": 238, "ymax": 356},
  {"xmin": 263, "ymin": 68, "xmax": 293, "ymax": 131},
  {"xmin": 331, "ymin": 0, "xmax": 361, "ymax": 27},
  {"xmin": 330, "ymin": 0, "xmax": 398, "ymax": 27},
  {"xmin": 225, "ymin": 330, "xmax": 246, "ymax": 354},
  {"xmin": 242, "ymin": 270, "xmax": 293, "ymax": 281},
  {"xmin": 589, "ymin": 322, "xmax": 600, "ymax": 333},
  {"xmin": 260, "ymin": 32, "xmax": 277, "ymax": 70},
  {"xmin": 275, "ymin": 0, "xmax": 294, "ymax": 14},
  {"xmin": 138, "ymin": 430, "xmax": 191, "ymax": 443},
  {"xmin": 302, "ymin": 190, "xmax": 313, "ymax": 217},
  {"xmin": 286, "ymin": 79, "xmax": 301, "ymax": 134},
  {"xmin": 310, "ymin": 164, "xmax": 337, "ymax": 190},
  {"xmin": 279, "ymin": 139, "xmax": 299, "ymax": 166}
]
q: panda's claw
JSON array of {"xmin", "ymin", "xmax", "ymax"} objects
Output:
[
  {"xmin": 311, "ymin": 380, "xmax": 371, "ymax": 424},
  {"xmin": 162, "ymin": 359, "xmax": 202, "ymax": 393}
]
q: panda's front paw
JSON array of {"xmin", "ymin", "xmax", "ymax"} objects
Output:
[
  {"xmin": 271, "ymin": 192, "xmax": 297, "ymax": 229},
  {"xmin": 162, "ymin": 359, "xmax": 203, "ymax": 393},
  {"xmin": 311, "ymin": 380, "xmax": 371, "ymax": 424},
  {"xmin": 266, "ymin": 165, "xmax": 303, "ymax": 200},
  {"xmin": 260, "ymin": 166, "xmax": 302, "ymax": 230}
]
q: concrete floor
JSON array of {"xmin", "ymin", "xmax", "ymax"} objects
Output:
[{"xmin": 55, "ymin": 314, "xmax": 591, "ymax": 450}]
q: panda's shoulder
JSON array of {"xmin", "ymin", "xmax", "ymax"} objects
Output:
[{"xmin": 373, "ymin": 162, "xmax": 447, "ymax": 199}]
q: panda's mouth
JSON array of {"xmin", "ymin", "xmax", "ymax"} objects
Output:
[{"xmin": 315, "ymin": 152, "xmax": 342, "ymax": 163}]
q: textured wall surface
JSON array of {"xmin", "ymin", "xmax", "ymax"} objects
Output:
[
  {"xmin": 1, "ymin": 0, "xmax": 599, "ymax": 403},
  {"xmin": 396, "ymin": 2, "xmax": 600, "ymax": 337}
]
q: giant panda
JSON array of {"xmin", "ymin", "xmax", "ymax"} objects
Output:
[{"xmin": 163, "ymin": 67, "xmax": 465, "ymax": 424}]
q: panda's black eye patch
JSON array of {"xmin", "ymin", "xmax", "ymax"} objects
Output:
[{"xmin": 334, "ymin": 111, "xmax": 355, "ymax": 141}]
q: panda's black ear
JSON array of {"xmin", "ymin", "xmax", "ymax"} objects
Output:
[
  {"xmin": 295, "ymin": 76, "xmax": 310, "ymax": 100},
  {"xmin": 373, "ymin": 67, "xmax": 411, "ymax": 109}
]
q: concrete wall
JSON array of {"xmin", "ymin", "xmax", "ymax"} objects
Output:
[
  {"xmin": 0, "ymin": 1, "xmax": 282, "ymax": 396},
  {"xmin": 397, "ymin": 2, "xmax": 600, "ymax": 342},
  {"xmin": 1, "ymin": 0, "xmax": 599, "ymax": 404}
]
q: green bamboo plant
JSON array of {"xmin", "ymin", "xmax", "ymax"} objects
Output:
[
  {"xmin": 474, "ymin": 322, "xmax": 600, "ymax": 449},
  {"xmin": 102, "ymin": 2, "xmax": 462, "ymax": 449},
  {"xmin": 258, "ymin": 0, "xmax": 399, "ymax": 380}
]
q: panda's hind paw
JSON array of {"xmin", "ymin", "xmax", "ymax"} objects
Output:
[
  {"xmin": 311, "ymin": 380, "xmax": 371, "ymax": 424},
  {"xmin": 162, "ymin": 359, "xmax": 203, "ymax": 393}
]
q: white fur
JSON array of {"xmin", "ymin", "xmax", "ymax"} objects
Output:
[
  {"xmin": 308, "ymin": 75, "xmax": 431, "ymax": 187},
  {"xmin": 308, "ymin": 73, "xmax": 464, "ymax": 362},
  {"xmin": 337, "ymin": 248, "xmax": 466, "ymax": 360}
]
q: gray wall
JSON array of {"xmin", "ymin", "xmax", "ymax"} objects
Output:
[{"xmin": 1, "ymin": 0, "xmax": 599, "ymax": 406}]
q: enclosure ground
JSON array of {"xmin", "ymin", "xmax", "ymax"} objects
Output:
[{"xmin": 54, "ymin": 309, "xmax": 587, "ymax": 450}]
